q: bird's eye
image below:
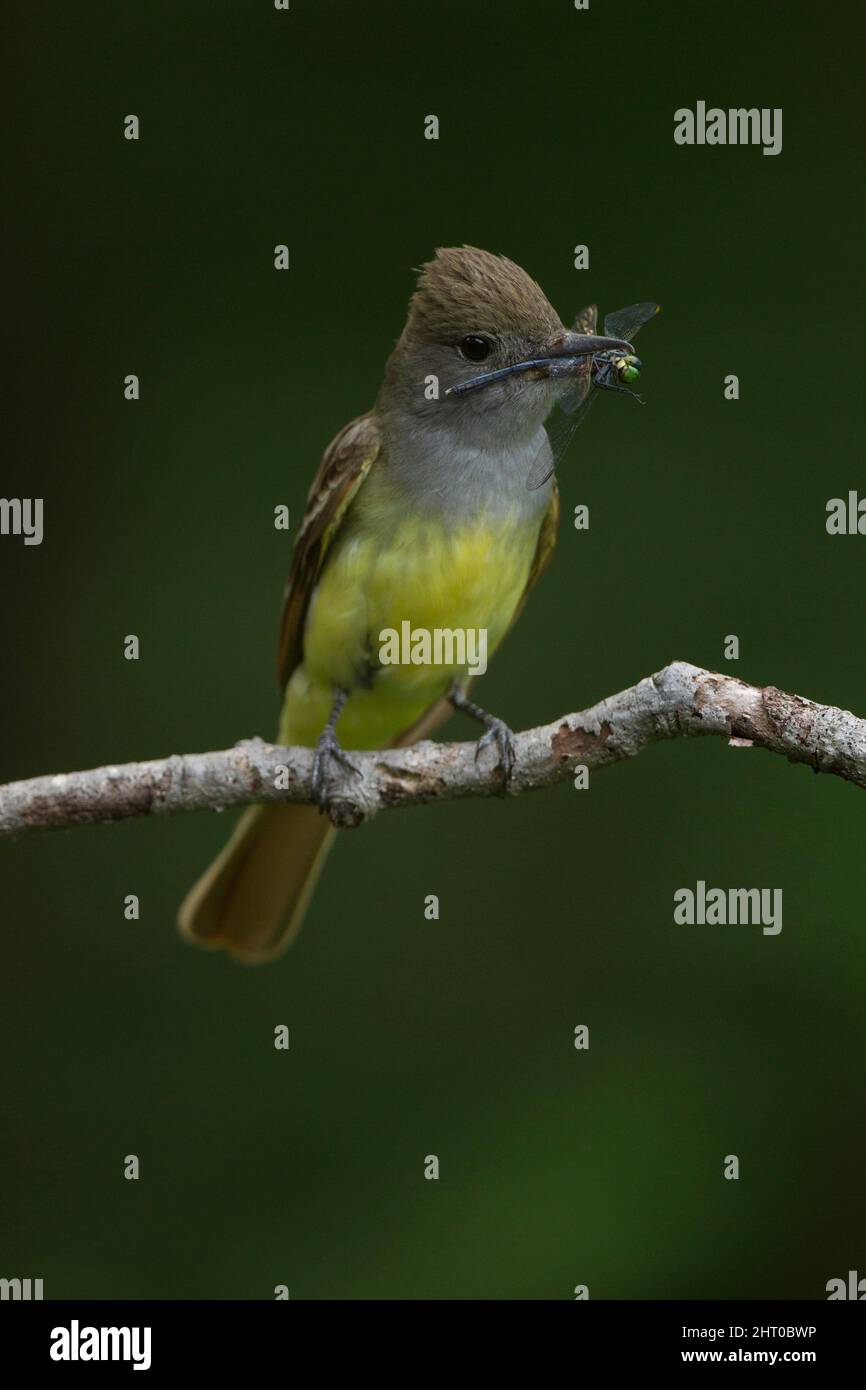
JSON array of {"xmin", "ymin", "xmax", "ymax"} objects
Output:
[{"xmin": 459, "ymin": 335, "xmax": 492, "ymax": 362}]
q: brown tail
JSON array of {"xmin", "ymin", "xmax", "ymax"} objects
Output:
[
  {"xmin": 179, "ymin": 694, "xmax": 454, "ymax": 964},
  {"xmin": 178, "ymin": 803, "xmax": 336, "ymax": 964}
]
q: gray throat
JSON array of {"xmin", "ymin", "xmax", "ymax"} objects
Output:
[{"xmin": 375, "ymin": 407, "xmax": 554, "ymax": 525}]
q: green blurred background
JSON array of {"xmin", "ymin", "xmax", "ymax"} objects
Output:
[{"xmin": 4, "ymin": 0, "xmax": 865, "ymax": 1299}]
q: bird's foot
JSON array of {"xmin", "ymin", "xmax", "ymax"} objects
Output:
[
  {"xmin": 311, "ymin": 726, "xmax": 360, "ymax": 812},
  {"xmin": 474, "ymin": 716, "xmax": 517, "ymax": 791},
  {"xmin": 448, "ymin": 684, "xmax": 516, "ymax": 792}
]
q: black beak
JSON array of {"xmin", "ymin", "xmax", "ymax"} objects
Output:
[
  {"xmin": 446, "ymin": 331, "xmax": 633, "ymax": 397},
  {"xmin": 546, "ymin": 330, "xmax": 633, "ymax": 358}
]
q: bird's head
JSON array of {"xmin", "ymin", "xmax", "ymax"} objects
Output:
[{"xmin": 380, "ymin": 246, "xmax": 630, "ymax": 448}]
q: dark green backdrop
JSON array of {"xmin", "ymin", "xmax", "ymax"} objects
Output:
[{"xmin": 4, "ymin": 0, "xmax": 864, "ymax": 1299}]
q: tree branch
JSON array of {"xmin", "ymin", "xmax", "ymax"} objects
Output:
[{"xmin": 2, "ymin": 661, "xmax": 865, "ymax": 840}]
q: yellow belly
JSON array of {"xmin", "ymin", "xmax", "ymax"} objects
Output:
[{"xmin": 280, "ymin": 513, "xmax": 540, "ymax": 748}]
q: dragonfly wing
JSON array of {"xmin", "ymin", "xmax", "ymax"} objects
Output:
[
  {"xmin": 560, "ymin": 369, "xmax": 592, "ymax": 414},
  {"xmin": 557, "ymin": 307, "xmax": 597, "ymax": 419},
  {"xmin": 526, "ymin": 387, "xmax": 597, "ymax": 491},
  {"xmin": 571, "ymin": 304, "xmax": 598, "ymax": 335},
  {"xmin": 602, "ymin": 301, "xmax": 660, "ymax": 343}
]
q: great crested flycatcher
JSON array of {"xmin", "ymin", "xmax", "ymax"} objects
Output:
[{"xmin": 179, "ymin": 246, "xmax": 631, "ymax": 962}]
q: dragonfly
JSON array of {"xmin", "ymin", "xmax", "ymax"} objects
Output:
[{"xmin": 525, "ymin": 300, "xmax": 660, "ymax": 491}]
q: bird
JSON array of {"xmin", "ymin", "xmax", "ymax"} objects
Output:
[{"xmin": 178, "ymin": 246, "xmax": 629, "ymax": 962}]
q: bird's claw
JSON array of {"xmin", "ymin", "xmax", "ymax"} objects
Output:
[
  {"xmin": 474, "ymin": 718, "xmax": 516, "ymax": 790},
  {"xmin": 311, "ymin": 728, "xmax": 360, "ymax": 811}
]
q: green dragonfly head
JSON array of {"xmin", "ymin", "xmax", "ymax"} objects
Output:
[{"xmin": 615, "ymin": 353, "xmax": 642, "ymax": 385}]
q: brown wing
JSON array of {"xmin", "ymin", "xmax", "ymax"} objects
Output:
[
  {"xmin": 505, "ymin": 480, "xmax": 560, "ymax": 637},
  {"xmin": 276, "ymin": 412, "xmax": 381, "ymax": 691}
]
